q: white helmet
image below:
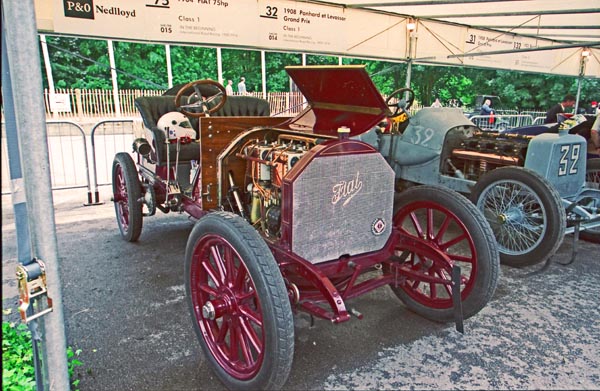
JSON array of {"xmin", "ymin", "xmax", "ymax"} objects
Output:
[{"xmin": 157, "ymin": 112, "xmax": 196, "ymax": 140}]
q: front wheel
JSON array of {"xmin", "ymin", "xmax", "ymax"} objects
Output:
[
  {"xmin": 387, "ymin": 185, "xmax": 500, "ymax": 322},
  {"xmin": 112, "ymin": 153, "xmax": 143, "ymax": 242},
  {"xmin": 470, "ymin": 166, "xmax": 566, "ymax": 267},
  {"xmin": 185, "ymin": 212, "xmax": 294, "ymax": 390}
]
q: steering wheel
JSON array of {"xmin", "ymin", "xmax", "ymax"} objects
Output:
[
  {"xmin": 174, "ymin": 79, "xmax": 227, "ymax": 118},
  {"xmin": 385, "ymin": 88, "xmax": 415, "ymax": 118}
]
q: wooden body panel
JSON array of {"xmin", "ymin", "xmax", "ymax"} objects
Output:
[{"xmin": 197, "ymin": 116, "xmax": 293, "ymax": 209}]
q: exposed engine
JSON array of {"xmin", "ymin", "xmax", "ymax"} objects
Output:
[
  {"xmin": 237, "ymin": 134, "xmax": 315, "ymax": 238},
  {"xmin": 446, "ymin": 131, "xmax": 531, "ymax": 180},
  {"xmin": 231, "ymin": 131, "xmax": 395, "ymax": 264}
]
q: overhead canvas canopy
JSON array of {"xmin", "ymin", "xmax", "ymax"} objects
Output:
[{"xmin": 34, "ymin": 0, "xmax": 600, "ymax": 77}]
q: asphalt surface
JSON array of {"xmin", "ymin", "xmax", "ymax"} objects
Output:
[{"xmin": 2, "ymin": 187, "xmax": 600, "ymax": 390}]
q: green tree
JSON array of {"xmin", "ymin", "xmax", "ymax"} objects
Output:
[
  {"xmin": 170, "ymin": 46, "xmax": 218, "ymax": 85},
  {"xmin": 37, "ymin": 36, "xmax": 599, "ymax": 112},
  {"xmin": 113, "ymin": 41, "xmax": 168, "ymax": 89},
  {"xmin": 222, "ymin": 48, "xmax": 262, "ymax": 92},
  {"xmin": 265, "ymin": 52, "xmax": 302, "ymax": 91},
  {"xmin": 42, "ymin": 36, "xmax": 111, "ymax": 89}
]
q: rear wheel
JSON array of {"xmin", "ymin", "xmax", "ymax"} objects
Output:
[
  {"xmin": 387, "ymin": 185, "xmax": 499, "ymax": 322},
  {"xmin": 471, "ymin": 166, "xmax": 566, "ymax": 267},
  {"xmin": 112, "ymin": 153, "xmax": 143, "ymax": 242},
  {"xmin": 185, "ymin": 212, "xmax": 294, "ymax": 390},
  {"xmin": 581, "ymin": 158, "xmax": 600, "ymax": 243}
]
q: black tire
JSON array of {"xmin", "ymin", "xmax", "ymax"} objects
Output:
[
  {"xmin": 470, "ymin": 166, "xmax": 566, "ymax": 267},
  {"xmin": 185, "ymin": 212, "xmax": 294, "ymax": 390},
  {"xmin": 581, "ymin": 158, "xmax": 600, "ymax": 243},
  {"xmin": 112, "ymin": 153, "xmax": 143, "ymax": 242},
  {"xmin": 388, "ymin": 185, "xmax": 499, "ymax": 322}
]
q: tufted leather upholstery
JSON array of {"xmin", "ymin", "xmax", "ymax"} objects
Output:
[
  {"xmin": 135, "ymin": 95, "xmax": 271, "ymax": 165},
  {"xmin": 208, "ymin": 96, "xmax": 270, "ymax": 117}
]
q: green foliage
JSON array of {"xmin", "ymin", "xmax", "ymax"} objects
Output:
[
  {"xmin": 265, "ymin": 52, "xmax": 302, "ymax": 91},
  {"xmin": 113, "ymin": 42, "xmax": 168, "ymax": 89},
  {"xmin": 222, "ymin": 48, "xmax": 262, "ymax": 92},
  {"xmin": 38, "ymin": 36, "xmax": 599, "ymax": 111},
  {"xmin": 42, "ymin": 36, "xmax": 112, "ymax": 89},
  {"xmin": 67, "ymin": 346, "xmax": 84, "ymax": 390},
  {"xmin": 2, "ymin": 322, "xmax": 35, "ymax": 391},
  {"xmin": 171, "ymin": 45, "xmax": 218, "ymax": 85},
  {"xmin": 344, "ymin": 58, "xmax": 405, "ymax": 94},
  {"xmin": 2, "ymin": 321, "xmax": 84, "ymax": 391}
]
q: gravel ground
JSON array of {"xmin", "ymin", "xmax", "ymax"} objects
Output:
[{"xmin": 2, "ymin": 187, "xmax": 599, "ymax": 390}]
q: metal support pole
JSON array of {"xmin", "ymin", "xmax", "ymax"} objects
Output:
[
  {"xmin": 261, "ymin": 50, "xmax": 267, "ymax": 99},
  {"xmin": 107, "ymin": 39, "xmax": 121, "ymax": 116},
  {"xmin": 217, "ymin": 47, "xmax": 223, "ymax": 85},
  {"xmin": 2, "ymin": 1, "xmax": 70, "ymax": 390},
  {"xmin": 405, "ymin": 59, "xmax": 412, "ymax": 90},
  {"xmin": 165, "ymin": 44, "xmax": 173, "ymax": 88},
  {"xmin": 405, "ymin": 28, "xmax": 417, "ymax": 90},
  {"xmin": 39, "ymin": 34, "xmax": 55, "ymax": 94},
  {"xmin": 1, "ymin": 17, "xmax": 44, "ymax": 391},
  {"xmin": 574, "ymin": 53, "xmax": 587, "ymax": 113},
  {"xmin": 575, "ymin": 76, "xmax": 582, "ymax": 113}
]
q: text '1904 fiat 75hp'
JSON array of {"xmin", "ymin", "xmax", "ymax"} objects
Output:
[{"xmin": 112, "ymin": 66, "xmax": 499, "ymax": 390}]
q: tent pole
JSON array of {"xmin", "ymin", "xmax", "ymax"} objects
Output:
[
  {"xmin": 166, "ymin": 44, "xmax": 173, "ymax": 89},
  {"xmin": 405, "ymin": 25, "xmax": 417, "ymax": 90},
  {"xmin": 261, "ymin": 50, "xmax": 267, "ymax": 99},
  {"xmin": 39, "ymin": 34, "xmax": 55, "ymax": 95},
  {"xmin": 575, "ymin": 52, "xmax": 588, "ymax": 113},
  {"xmin": 575, "ymin": 76, "xmax": 582, "ymax": 113},
  {"xmin": 217, "ymin": 47, "xmax": 223, "ymax": 85},
  {"xmin": 2, "ymin": 1, "xmax": 71, "ymax": 389},
  {"xmin": 107, "ymin": 40, "xmax": 121, "ymax": 116}
]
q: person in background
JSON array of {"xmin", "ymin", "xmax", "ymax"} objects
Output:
[
  {"xmin": 544, "ymin": 94, "xmax": 576, "ymax": 124},
  {"xmin": 237, "ymin": 77, "xmax": 247, "ymax": 94},
  {"xmin": 225, "ymin": 80, "xmax": 234, "ymax": 95},
  {"xmin": 587, "ymin": 100, "xmax": 598, "ymax": 115},
  {"xmin": 480, "ymin": 99, "xmax": 494, "ymax": 115},
  {"xmin": 431, "ymin": 98, "xmax": 442, "ymax": 108}
]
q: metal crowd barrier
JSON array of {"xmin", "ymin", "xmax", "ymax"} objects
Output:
[
  {"xmin": 2, "ymin": 119, "xmax": 141, "ymax": 206},
  {"xmin": 2, "ymin": 121, "xmax": 92, "ymax": 197},
  {"xmin": 89, "ymin": 119, "xmax": 142, "ymax": 204},
  {"xmin": 469, "ymin": 114, "xmax": 535, "ymax": 131}
]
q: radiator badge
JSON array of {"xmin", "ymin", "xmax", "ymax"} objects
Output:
[
  {"xmin": 371, "ymin": 218, "xmax": 386, "ymax": 236},
  {"xmin": 332, "ymin": 171, "xmax": 363, "ymax": 206}
]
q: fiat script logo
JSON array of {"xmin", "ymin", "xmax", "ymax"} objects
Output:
[{"xmin": 332, "ymin": 172, "xmax": 363, "ymax": 206}]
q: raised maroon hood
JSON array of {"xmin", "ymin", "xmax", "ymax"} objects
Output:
[{"xmin": 285, "ymin": 65, "xmax": 389, "ymax": 137}]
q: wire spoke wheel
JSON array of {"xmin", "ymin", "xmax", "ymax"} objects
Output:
[
  {"xmin": 388, "ymin": 186, "xmax": 499, "ymax": 322},
  {"xmin": 471, "ymin": 166, "xmax": 565, "ymax": 267},
  {"xmin": 478, "ymin": 180, "xmax": 546, "ymax": 255}
]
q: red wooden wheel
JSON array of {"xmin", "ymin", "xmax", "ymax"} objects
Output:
[
  {"xmin": 185, "ymin": 212, "xmax": 294, "ymax": 390},
  {"xmin": 388, "ymin": 186, "xmax": 499, "ymax": 321},
  {"xmin": 190, "ymin": 234, "xmax": 265, "ymax": 379}
]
